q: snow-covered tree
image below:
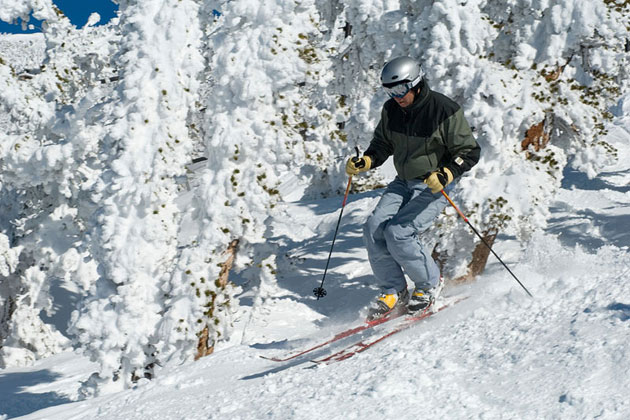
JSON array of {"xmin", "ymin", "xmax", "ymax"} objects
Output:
[
  {"xmin": 168, "ymin": 0, "xmax": 356, "ymax": 364},
  {"xmin": 65, "ymin": 0, "xmax": 205, "ymax": 394},
  {"xmin": 0, "ymin": 0, "xmax": 116, "ymax": 367}
]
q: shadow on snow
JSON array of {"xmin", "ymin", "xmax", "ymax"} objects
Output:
[{"xmin": 0, "ymin": 369, "xmax": 72, "ymax": 418}]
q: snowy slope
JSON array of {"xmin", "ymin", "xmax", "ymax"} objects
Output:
[{"xmin": 2, "ymin": 110, "xmax": 630, "ymax": 420}]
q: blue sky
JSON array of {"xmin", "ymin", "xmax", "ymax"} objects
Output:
[{"xmin": 0, "ymin": 0, "xmax": 118, "ymax": 34}]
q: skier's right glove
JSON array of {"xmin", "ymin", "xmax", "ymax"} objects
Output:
[
  {"xmin": 424, "ymin": 167, "xmax": 454, "ymax": 193},
  {"xmin": 345, "ymin": 155, "xmax": 372, "ymax": 176}
]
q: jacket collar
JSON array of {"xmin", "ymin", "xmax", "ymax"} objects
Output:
[{"xmin": 407, "ymin": 80, "xmax": 430, "ymax": 111}]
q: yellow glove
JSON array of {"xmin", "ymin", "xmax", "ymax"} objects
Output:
[
  {"xmin": 345, "ymin": 155, "xmax": 372, "ymax": 176},
  {"xmin": 424, "ymin": 167, "xmax": 453, "ymax": 193}
]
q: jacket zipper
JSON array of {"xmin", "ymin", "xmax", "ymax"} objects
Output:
[{"xmin": 402, "ymin": 108, "xmax": 410, "ymax": 180}]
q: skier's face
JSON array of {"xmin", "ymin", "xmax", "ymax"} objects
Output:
[{"xmin": 394, "ymin": 89, "xmax": 415, "ymax": 108}]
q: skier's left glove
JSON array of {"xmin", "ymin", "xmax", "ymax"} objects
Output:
[{"xmin": 424, "ymin": 167, "xmax": 453, "ymax": 193}]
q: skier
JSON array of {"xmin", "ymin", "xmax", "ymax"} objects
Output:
[{"xmin": 346, "ymin": 56, "xmax": 480, "ymax": 321}]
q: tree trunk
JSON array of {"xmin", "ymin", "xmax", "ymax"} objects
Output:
[
  {"xmin": 432, "ymin": 230, "xmax": 498, "ymax": 285},
  {"xmin": 453, "ymin": 231, "xmax": 498, "ymax": 284},
  {"xmin": 521, "ymin": 112, "xmax": 554, "ymax": 154},
  {"xmin": 195, "ymin": 239, "xmax": 239, "ymax": 360}
]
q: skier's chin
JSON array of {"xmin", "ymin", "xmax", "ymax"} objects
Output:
[{"xmin": 394, "ymin": 97, "xmax": 413, "ymax": 108}]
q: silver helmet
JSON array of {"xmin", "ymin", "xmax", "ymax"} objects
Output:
[{"xmin": 380, "ymin": 56, "xmax": 424, "ymax": 88}]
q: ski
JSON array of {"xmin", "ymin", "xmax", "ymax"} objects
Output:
[
  {"xmin": 260, "ymin": 309, "xmax": 407, "ymax": 362},
  {"xmin": 311, "ymin": 296, "xmax": 467, "ymax": 364}
]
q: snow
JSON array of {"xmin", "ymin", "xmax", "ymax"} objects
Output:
[
  {"xmin": 1, "ymin": 0, "xmax": 630, "ymax": 418},
  {"xmin": 2, "ymin": 119, "xmax": 630, "ymax": 418},
  {"xmin": 0, "ymin": 33, "xmax": 44, "ymax": 73}
]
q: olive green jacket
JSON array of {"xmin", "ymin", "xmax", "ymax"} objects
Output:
[{"xmin": 365, "ymin": 82, "xmax": 480, "ymax": 181}]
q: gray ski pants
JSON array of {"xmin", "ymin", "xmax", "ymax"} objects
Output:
[{"xmin": 363, "ymin": 177, "xmax": 449, "ymax": 293}]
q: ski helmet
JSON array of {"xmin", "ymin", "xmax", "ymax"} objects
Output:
[{"xmin": 380, "ymin": 57, "xmax": 424, "ymax": 98}]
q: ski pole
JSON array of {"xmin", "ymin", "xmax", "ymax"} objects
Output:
[
  {"xmin": 313, "ymin": 148, "xmax": 360, "ymax": 299},
  {"xmin": 441, "ymin": 190, "xmax": 533, "ymax": 298}
]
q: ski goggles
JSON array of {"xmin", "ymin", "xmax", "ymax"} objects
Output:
[{"xmin": 383, "ymin": 76, "xmax": 421, "ymax": 99}]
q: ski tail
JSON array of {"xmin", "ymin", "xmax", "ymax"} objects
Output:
[{"xmin": 260, "ymin": 310, "xmax": 405, "ymax": 362}]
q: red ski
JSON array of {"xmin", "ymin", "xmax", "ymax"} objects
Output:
[
  {"xmin": 260, "ymin": 308, "xmax": 408, "ymax": 362},
  {"xmin": 312, "ymin": 297, "xmax": 467, "ymax": 364}
]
